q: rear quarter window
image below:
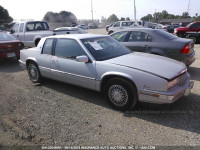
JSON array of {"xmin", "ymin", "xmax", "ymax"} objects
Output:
[{"xmin": 42, "ymin": 39, "xmax": 54, "ymax": 55}]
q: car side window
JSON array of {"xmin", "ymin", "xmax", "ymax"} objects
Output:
[
  {"xmin": 191, "ymin": 23, "xmax": 200, "ymax": 28},
  {"xmin": 128, "ymin": 31, "xmax": 152, "ymax": 42},
  {"xmin": 19, "ymin": 23, "xmax": 24, "ymax": 32},
  {"xmin": 55, "ymin": 39, "xmax": 86, "ymax": 59},
  {"xmin": 111, "ymin": 31, "xmax": 128, "ymax": 42},
  {"xmin": 122, "ymin": 22, "xmax": 133, "ymax": 27},
  {"xmin": 113, "ymin": 22, "xmax": 120, "ymax": 27},
  {"xmin": 42, "ymin": 39, "xmax": 54, "ymax": 55}
]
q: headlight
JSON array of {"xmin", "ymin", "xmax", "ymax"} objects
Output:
[{"xmin": 168, "ymin": 78, "xmax": 178, "ymax": 90}]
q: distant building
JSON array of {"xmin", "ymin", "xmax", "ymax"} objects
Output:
[{"xmin": 160, "ymin": 18, "xmax": 194, "ymax": 26}]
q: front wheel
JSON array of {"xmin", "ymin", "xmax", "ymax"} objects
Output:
[
  {"xmin": 104, "ymin": 78, "xmax": 137, "ymax": 111},
  {"xmin": 27, "ymin": 63, "xmax": 43, "ymax": 83},
  {"xmin": 108, "ymin": 31, "xmax": 113, "ymax": 35}
]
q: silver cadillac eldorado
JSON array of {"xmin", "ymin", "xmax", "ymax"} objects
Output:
[{"xmin": 19, "ymin": 34, "xmax": 194, "ymax": 111}]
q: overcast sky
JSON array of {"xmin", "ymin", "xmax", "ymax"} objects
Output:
[{"xmin": 1, "ymin": 0, "xmax": 200, "ymax": 21}]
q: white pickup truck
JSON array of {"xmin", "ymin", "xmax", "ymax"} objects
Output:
[{"xmin": 9, "ymin": 21, "xmax": 53, "ymax": 47}]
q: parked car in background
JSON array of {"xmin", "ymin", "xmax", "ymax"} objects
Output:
[
  {"xmin": 106, "ymin": 22, "xmax": 115, "ymax": 32},
  {"xmin": 186, "ymin": 31, "xmax": 200, "ymax": 43},
  {"xmin": 71, "ymin": 23, "xmax": 78, "ymax": 27},
  {"xmin": 0, "ymin": 22, "xmax": 15, "ymax": 32},
  {"xmin": 110, "ymin": 28, "xmax": 195, "ymax": 67},
  {"xmin": 19, "ymin": 34, "xmax": 193, "ymax": 111},
  {"xmin": 174, "ymin": 21, "xmax": 200, "ymax": 37},
  {"xmin": 166, "ymin": 24, "xmax": 181, "ymax": 33},
  {"xmin": 76, "ymin": 24, "xmax": 88, "ymax": 30},
  {"xmin": 53, "ymin": 27, "xmax": 87, "ymax": 35},
  {"xmin": 0, "ymin": 32, "xmax": 24, "ymax": 59},
  {"xmin": 154, "ymin": 24, "xmax": 167, "ymax": 31},
  {"xmin": 108, "ymin": 21, "xmax": 134, "ymax": 34},
  {"xmin": 9, "ymin": 21, "xmax": 53, "ymax": 47},
  {"xmin": 88, "ymin": 23, "xmax": 96, "ymax": 29}
]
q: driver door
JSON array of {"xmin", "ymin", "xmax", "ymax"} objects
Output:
[{"xmin": 50, "ymin": 38, "xmax": 96, "ymax": 89}]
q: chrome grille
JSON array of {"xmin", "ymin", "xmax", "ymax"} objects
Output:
[{"xmin": 178, "ymin": 73, "xmax": 187, "ymax": 86}]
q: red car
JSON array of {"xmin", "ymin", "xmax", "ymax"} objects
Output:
[
  {"xmin": 0, "ymin": 32, "xmax": 24, "ymax": 59},
  {"xmin": 174, "ymin": 21, "xmax": 200, "ymax": 38}
]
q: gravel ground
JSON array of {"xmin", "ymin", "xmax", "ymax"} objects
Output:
[{"xmin": 0, "ymin": 29, "xmax": 200, "ymax": 149}]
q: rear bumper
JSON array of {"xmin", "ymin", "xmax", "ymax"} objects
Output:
[
  {"xmin": 138, "ymin": 79, "xmax": 194, "ymax": 104},
  {"xmin": 0, "ymin": 52, "xmax": 19, "ymax": 59},
  {"xmin": 18, "ymin": 60, "xmax": 26, "ymax": 70},
  {"xmin": 183, "ymin": 51, "xmax": 195, "ymax": 66}
]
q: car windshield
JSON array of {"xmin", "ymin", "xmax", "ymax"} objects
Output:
[
  {"xmin": 155, "ymin": 30, "xmax": 178, "ymax": 40},
  {"xmin": 26, "ymin": 22, "xmax": 49, "ymax": 31},
  {"xmin": 0, "ymin": 33, "xmax": 16, "ymax": 41},
  {"xmin": 81, "ymin": 36, "xmax": 131, "ymax": 61},
  {"xmin": 186, "ymin": 23, "xmax": 193, "ymax": 28}
]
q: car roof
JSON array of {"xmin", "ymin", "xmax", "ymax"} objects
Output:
[
  {"xmin": 116, "ymin": 28, "xmax": 156, "ymax": 32},
  {"xmin": 46, "ymin": 34, "xmax": 109, "ymax": 40}
]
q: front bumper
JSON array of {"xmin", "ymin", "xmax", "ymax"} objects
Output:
[{"xmin": 138, "ymin": 80, "xmax": 194, "ymax": 104}]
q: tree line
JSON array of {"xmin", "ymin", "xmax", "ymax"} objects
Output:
[{"xmin": 141, "ymin": 10, "xmax": 200, "ymax": 22}]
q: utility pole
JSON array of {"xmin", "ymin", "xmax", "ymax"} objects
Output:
[
  {"xmin": 91, "ymin": 0, "xmax": 94, "ymax": 22},
  {"xmin": 134, "ymin": 0, "xmax": 136, "ymax": 22},
  {"xmin": 187, "ymin": 0, "xmax": 191, "ymax": 16}
]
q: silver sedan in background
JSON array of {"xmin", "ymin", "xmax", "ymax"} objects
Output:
[
  {"xmin": 110, "ymin": 28, "xmax": 195, "ymax": 67},
  {"xmin": 19, "ymin": 34, "xmax": 193, "ymax": 111}
]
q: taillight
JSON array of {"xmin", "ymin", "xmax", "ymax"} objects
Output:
[
  {"xmin": 181, "ymin": 44, "xmax": 190, "ymax": 54},
  {"xmin": 0, "ymin": 45, "xmax": 8, "ymax": 49}
]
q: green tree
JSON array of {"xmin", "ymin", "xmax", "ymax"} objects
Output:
[
  {"xmin": 161, "ymin": 10, "xmax": 168, "ymax": 19},
  {"xmin": 141, "ymin": 14, "xmax": 152, "ymax": 21},
  {"xmin": 182, "ymin": 12, "xmax": 190, "ymax": 18},
  {"xmin": 43, "ymin": 11, "xmax": 77, "ymax": 25},
  {"xmin": 120, "ymin": 17, "xmax": 125, "ymax": 21},
  {"xmin": 107, "ymin": 14, "xmax": 119, "ymax": 23},
  {"xmin": 0, "ymin": 5, "xmax": 13, "ymax": 23}
]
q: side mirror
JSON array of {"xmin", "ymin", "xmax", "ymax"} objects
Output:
[
  {"xmin": 76, "ymin": 55, "xmax": 89, "ymax": 63},
  {"xmin": 10, "ymin": 29, "xmax": 14, "ymax": 34}
]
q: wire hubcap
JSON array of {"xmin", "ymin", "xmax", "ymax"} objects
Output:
[{"xmin": 108, "ymin": 85, "xmax": 128, "ymax": 106}]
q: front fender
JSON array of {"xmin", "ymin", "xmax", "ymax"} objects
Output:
[{"xmin": 99, "ymin": 71, "xmax": 137, "ymax": 91}]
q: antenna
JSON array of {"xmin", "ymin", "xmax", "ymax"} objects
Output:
[{"xmin": 91, "ymin": 0, "xmax": 94, "ymax": 21}]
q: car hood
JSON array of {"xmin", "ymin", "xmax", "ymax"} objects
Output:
[{"xmin": 105, "ymin": 52, "xmax": 186, "ymax": 80}]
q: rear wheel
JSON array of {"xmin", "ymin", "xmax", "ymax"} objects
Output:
[
  {"xmin": 197, "ymin": 37, "xmax": 200, "ymax": 44},
  {"xmin": 16, "ymin": 55, "xmax": 20, "ymax": 60},
  {"xmin": 27, "ymin": 62, "xmax": 43, "ymax": 83},
  {"xmin": 187, "ymin": 37, "xmax": 197, "ymax": 43},
  {"xmin": 104, "ymin": 78, "xmax": 137, "ymax": 111},
  {"xmin": 35, "ymin": 39, "xmax": 41, "ymax": 46},
  {"xmin": 177, "ymin": 32, "xmax": 185, "ymax": 38}
]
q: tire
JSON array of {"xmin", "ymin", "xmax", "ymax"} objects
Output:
[
  {"xmin": 27, "ymin": 62, "xmax": 43, "ymax": 83},
  {"xmin": 104, "ymin": 78, "xmax": 137, "ymax": 111},
  {"xmin": 177, "ymin": 32, "xmax": 185, "ymax": 38},
  {"xmin": 187, "ymin": 37, "xmax": 197, "ymax": 43},
  {"xmin": 16, "ymin": 55, "xmax": 20, "ymax": 60},
  {"xmin": 108, "ymin": 31, "xmax": 113, "ymax": 35},
  {"xmin": 197, "ymin": 37, "xmax": 200, "ymax": 44},
  {"xmin": 35, "ymin": 39, "xmax": 40, "ymax": 46}
]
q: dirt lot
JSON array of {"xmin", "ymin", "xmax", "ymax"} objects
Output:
[{"xmin": 0, "ymin": 29, "xmax": 200, "ymax": 149}]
